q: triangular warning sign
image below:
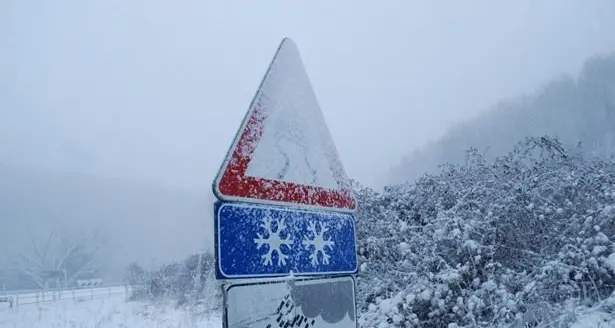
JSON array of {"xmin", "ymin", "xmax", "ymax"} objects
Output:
[{"xmin": 213, "ymin": 38, "xmax": 357, "ymax": 212}]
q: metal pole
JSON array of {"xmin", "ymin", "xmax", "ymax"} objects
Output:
[{"xmin": 194, "ymin": 250, "xmax": 203, "ymax": 302}]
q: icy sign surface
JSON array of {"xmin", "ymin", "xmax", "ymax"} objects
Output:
[
  {"xmin": 213, "ymin": 38, "xmax": 356, "ymax": 212},
  {"xmin": 225, "ymin": 276, "xmax": 356, "ymax": 328},
  {"xmin": 215, "ymin": 202, "xmax": 357, "ymax": 279}
]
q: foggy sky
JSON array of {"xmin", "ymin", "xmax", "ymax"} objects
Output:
[
  {"xmin": 2, "ymin": 1, "xmax": 615, "ymax": 271},
  {"xmin": 2, "ymin": 1, "xmax": 615, "ymax": 190}
]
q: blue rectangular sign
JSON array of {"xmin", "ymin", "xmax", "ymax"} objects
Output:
[{"xmin": 215, "ymin": 202, "xmax": 357, "ymax": 279}]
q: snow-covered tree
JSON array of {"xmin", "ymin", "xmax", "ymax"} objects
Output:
[
  {"xmin": 128, "ymin": 251, "xmax": 220, "ymax": 310},
  {"xmin": 9, "ymin": 228, "xmax": 103, "ymax": 289}
]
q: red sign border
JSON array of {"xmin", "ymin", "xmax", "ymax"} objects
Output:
[{"xmin": 212, "ymin": 38, "xmax": 357, "ymax": 212}]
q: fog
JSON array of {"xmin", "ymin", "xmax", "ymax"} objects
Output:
[{"xmin": 2, "ymin": 1, "xmax": 615, "ymax": 283}]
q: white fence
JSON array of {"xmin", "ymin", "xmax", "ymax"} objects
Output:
[{"xmin": 0, "ymin": 285, "xmax": 131, "ymax": 311}]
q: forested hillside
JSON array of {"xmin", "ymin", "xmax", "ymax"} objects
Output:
[{"xmin": 389, "ymin": 53, "xmax": 615, "ymax": 185}]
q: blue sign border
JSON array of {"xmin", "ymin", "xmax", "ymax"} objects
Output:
[{"xmin": 214, "ymin": 201, "xmax": 358, "ymax": 279}]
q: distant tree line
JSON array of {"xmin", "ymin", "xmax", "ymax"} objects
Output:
[{"xmin": 389, "ymin": 52, "xmax": 615, "ymax": 185}]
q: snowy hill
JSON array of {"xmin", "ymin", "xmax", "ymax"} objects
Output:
[{"xmin": 388, "ymin": 52, "xmax": 615, "ymax": 186}]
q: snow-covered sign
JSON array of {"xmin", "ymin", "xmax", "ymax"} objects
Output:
[
  {"xmin": 215, "ymin": 202, "xmax": 357, "ymax": 279},
  {"xmin": 212, "ymin": 37, "xmax": 357, "ymax": 213},
  {"xmin": 224, "ymin": 276, "xmax": 356, "ymax": 328}
]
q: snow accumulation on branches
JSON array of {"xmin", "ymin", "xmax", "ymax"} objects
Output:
[
  {"xmin": 7, "ymin": 228, "xmax": 103, "ymax": 289},
  {"xmin": 355, "ymin": 136, "xmax": 615, "ymax": 328},
  {"xmin": 131, "ymin": 136, "xmax": 615, "ymax": 327},
  {"xmin": 125, "ymin": 251, "xmax": 221, "ymax": 311}
]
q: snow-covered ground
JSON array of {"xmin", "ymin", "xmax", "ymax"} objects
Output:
[
  {"xmin": 566, "ymin": 297, "xmax": 615, "ymax": 328},
  {"xmin": 571, "ymin": 311, "xmax": 614, "ymax": 328},
  {"xmin": 0, "ymin": 292, "xmax": 221, "ymax": 328},
  {"xmin": 2, "ymin": 286, "xmax": 613, "ymax": 328},
  {"xmin": 2, "ymin": 286, "xmax": 130, "ymax": 308}
]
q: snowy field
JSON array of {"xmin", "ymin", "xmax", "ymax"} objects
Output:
[
  {"xmin": 1, "ymin": 286, "xmax": 614, "ymax": 327},
  {"xmin": 0, "ymin": 290, "xmax": 221, "ymax": 328},
  {"xmin": 1, "ymin": 286, "xmax": 129, "ymax": 308}
]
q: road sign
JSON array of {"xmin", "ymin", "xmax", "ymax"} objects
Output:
[
  {"xmin": 212, "ymin": 37, "xmax": 357, "ymax": 213},
  {"xmin": 223, "ymin": 275, "xmax": 356, "ymax": 328},
  {"xmin": 215, "ymin": 202, "xmax": 357, "ymax": 279}
]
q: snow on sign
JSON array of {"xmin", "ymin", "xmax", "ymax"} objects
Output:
[
  {"xmin": 213, "ymin": 37, "xmax": 357, "ymax": 212},
  {"xmin": 223, "ymin": 276, "xmax": 356, "ymax": 328},
  {"xmin": 215, "ymin": 202, "xmax": 357, "ymax": 279}
]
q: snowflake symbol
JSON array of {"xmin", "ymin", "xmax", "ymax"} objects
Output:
[
  {"xmin": 254, "ymin": 216, "xmax": 294, "ymax": 266},
  {"xmin": 302, "ymin": 221, "xmax": 335, "ymax": 266}
]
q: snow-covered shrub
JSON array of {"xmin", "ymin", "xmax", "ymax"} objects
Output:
[
  {"xmin": 126, "ymin": 252, "xmax": 220, "ymax": 309},
  {"xmin": 356, "ymin": 136, "xmax": 615, "ymax": 327}
]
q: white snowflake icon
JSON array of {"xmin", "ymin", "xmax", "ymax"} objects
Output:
[
  {"xmin": 302, "ymin": 221, "xmax": 335, "ymax": 266},
  {"xmin": 254, "ymin": 216, "xmax": 294, "ymax": 266}
]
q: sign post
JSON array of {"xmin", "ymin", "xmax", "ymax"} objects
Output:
[{"xmin": 212, "ymin": 37, "xmax": 358, "ymax": 328}]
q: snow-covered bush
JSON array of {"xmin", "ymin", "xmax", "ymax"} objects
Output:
[
  {"xmin": 121, "ymin": 136, "xmax": 614, "ymax": 327},
  {"xmin": 126, "ymin": 252, "xmax": 221, "ymax": 310},
  {"xmin": 356, "ymin": 136, "xmax": 615, "ymax": 327}
]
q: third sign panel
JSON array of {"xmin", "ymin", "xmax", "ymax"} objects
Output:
[{"xmin": 224, "ymin": 275, "xmax": 357, "ymax": 328}]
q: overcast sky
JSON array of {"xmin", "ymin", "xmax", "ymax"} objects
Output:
[{"xmin": 2, "ymin": 0, "xmax": 615, "ymax": 191}]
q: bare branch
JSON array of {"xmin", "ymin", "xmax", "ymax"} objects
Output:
[{"xmin": 11, "ymin": 228, "xmax": 103, "ymax": 288}]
